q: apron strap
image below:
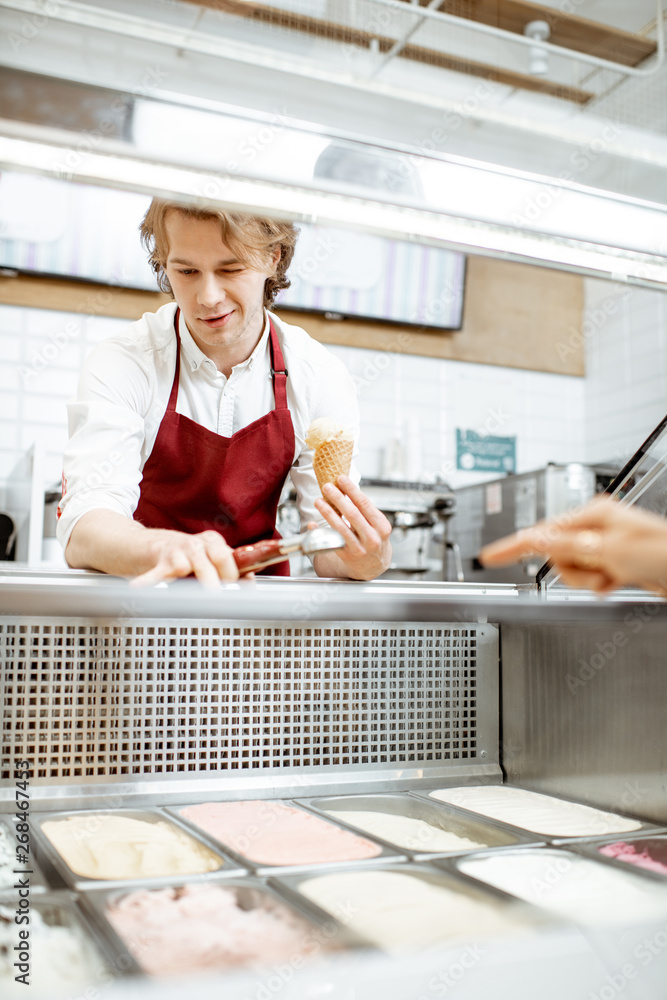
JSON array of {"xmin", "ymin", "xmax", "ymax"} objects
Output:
[
  {"xmin": 166, "ymin": 307, "xmax": 182, "ymax": 413},
  {"xmin": 268, "ymin": 317, "xmax": 289, "ymax": 410}
]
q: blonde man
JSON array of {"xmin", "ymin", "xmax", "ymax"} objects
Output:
[{"xmin": 58, "ymin": 200, "xmax": 391, "ymax": 585}]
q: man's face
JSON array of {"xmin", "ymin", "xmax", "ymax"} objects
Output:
[{"xmin": 163, "ymin": 210, "xmax": 276, "ymax": 361}]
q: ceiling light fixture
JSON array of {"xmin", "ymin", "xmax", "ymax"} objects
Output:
[{"xmin": 523, "ymin": 20, "xmax": 551, "ymax": 76}]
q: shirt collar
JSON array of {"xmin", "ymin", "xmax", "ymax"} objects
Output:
[{"xmin": 178, "ymin": 310, "xmax": 271, "ymax": 373}]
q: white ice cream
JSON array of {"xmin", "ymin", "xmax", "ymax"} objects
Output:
[
  {"xmin": 0, "ymin": 826, "xmax": 16, "ymax": 890},
  {"xmin": 430, "ymin": 786, "xmax": 643, "ymax": 837},
  {"xmin": 1, "ymin": 903, "xmax": 105, "ymax": 996},
  {"xmin": 326, "ymin": 809, "xmax": 486, "ymax": 853},
  {"xmin": 459, "ymin": 850, "xmax": 667, "ymax": 925},
  {"xmin": 297, "ymin": 870, "xmax": 529, "ymax": 953}
]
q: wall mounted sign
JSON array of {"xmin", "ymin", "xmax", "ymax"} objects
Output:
[{"xmin": 456, "ymin": 429, "xmax": 516, "ymax": 474}]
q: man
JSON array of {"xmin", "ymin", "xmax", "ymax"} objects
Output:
[{"xmin": 57, "ymin": 199, "xmax": 392, "ymax": 585}]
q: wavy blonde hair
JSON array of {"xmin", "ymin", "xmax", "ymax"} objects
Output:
[{"xmin": 139, "ymin": 199, "xmax": 298, "ymax": 307}]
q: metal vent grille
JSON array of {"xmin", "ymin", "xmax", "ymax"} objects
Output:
[{"xmin": 1, "ymin": 619, "xmax": 495, "ymax": 782}]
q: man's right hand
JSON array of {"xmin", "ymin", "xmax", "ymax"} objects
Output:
[{"xmin": 65, "ymin": 511, "xmax": 239, "ymax": 587}]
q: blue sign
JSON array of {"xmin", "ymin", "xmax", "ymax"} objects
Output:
[{"xmin": 456, "ymin": 429, "xmax": 516, "ymax": 473}]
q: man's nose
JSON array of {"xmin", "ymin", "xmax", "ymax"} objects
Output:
[{"xmin": 197, "ymin": 272, "xmax": 227, "ymax": 306}]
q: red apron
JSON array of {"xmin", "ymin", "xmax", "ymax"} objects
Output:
[{"xmin": 134, "ymin": 309, "xmax": 295, "ymax": 575}]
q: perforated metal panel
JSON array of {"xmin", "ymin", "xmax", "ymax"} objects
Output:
[{"xmin": 1, "ymin": 619, "xmax": 497, "ymax": 782}]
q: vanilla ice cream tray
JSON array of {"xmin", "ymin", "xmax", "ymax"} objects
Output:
[
  {"xmin": 406, "ymin": 785, "xmax": 663, "ymax": 846},
  {"xmin": 296, "ymin": 792, "xmax": 539, "ymax": 861},
  {"xmin": 166, "ymin": 798, "xmax": 405, "ymax": 876},
  {"xmin": 438, "ymin": 844, "xmax": 667, "ymax": 930},
  {"xmin": 270, "ymin": 860, "xmax": 559, "ymax": 954},
  {"xmin": 78, "ymin": 874, "xmax": 371, "ymax": 980},
  {"xmin": 31, "ymin": 807, "xmax": 248, "ymax": 891}
]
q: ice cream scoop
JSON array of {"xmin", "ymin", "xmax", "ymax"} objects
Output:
[{"xmin": 233, "ymin": 525, "xmax": 345, "ymax": 574}]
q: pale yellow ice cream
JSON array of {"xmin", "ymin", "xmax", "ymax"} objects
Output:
[{"xmin": 41, "ymin": 814, "xmax": 223, "ymax": 880}]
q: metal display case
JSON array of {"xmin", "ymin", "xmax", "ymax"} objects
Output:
[{"xmin": 2, "ymin": 572, "xmax": 667, "ymax": 999}]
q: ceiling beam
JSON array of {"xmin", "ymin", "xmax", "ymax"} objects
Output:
[
  {"xmin": 407, "ymin": 0, "xmax": 657, "ymax": 67},
  {"xmin": 181, "ymin": 0, "xmax": 593, "ymax": 104}
]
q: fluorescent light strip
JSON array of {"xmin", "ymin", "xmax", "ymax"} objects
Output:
[{"xmin": 1, "ymin": 131, "xmax": 666, "ymax": 286}]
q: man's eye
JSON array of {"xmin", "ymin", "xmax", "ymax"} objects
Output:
[
  {"xmin": 178, "ymin": 269, "xmax": 196, "ymax": 275},
  {"xmin": 222, "ymin": 269, "xmax": 244, "ymax": 275}
]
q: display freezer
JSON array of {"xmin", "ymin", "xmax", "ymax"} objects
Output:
[{"xmin": 2, "ymin": 572, "xmax": 667, "ymax": 999}]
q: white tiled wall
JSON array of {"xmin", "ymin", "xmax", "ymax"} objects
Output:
[
  {"xmin": 326, "ymin": 343, "xmax": 585, "ymax": 488},
  {"xmin": 0, "ymin": 306, "xmax": 128, "ymax": 500},
  {"xmin": 0, "ymin": 305, "xmax": 587, "ymax": 511},
  {"xmin": 584, "ymin": 279, "xmax": 667, "ymax": 468}
]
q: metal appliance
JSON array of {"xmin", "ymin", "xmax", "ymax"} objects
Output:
[
  {"xmin": 360, "ymin": 478, "xmax": 461, "ymax": 580},
  {"xmin": 449, "ymin": 463, "xmax": 598, "ymax": 584}
]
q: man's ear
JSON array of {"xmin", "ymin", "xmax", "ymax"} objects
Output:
[{"xmin": 271, "ymin": 245, "xmax": 281, "ymax": 271}]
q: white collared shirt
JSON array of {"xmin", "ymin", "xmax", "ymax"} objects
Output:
[{"xmin": 57, "ymin": 302, "xmax": 359, "ymax": 548}]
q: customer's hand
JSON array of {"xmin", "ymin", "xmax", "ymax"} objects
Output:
[{"xmin": 479, "ymin": 497, "xmax": 667, "ymax": 595}]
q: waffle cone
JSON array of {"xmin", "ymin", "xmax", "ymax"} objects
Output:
[{"xmin": 313, "ymin": 438, "xmax": 354, "ymax": 493}]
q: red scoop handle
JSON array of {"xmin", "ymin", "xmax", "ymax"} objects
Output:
[{"xmin": 233, "ymin": 539, "xmax": 286, "ymax": 574}]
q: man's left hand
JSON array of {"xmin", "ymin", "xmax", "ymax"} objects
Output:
[{"xmin": 312, "ymin": 475, "xmax": 392, "ymax": 580}]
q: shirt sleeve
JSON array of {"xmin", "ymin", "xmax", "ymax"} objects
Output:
[
  {"xmin": 56, "ymin": 337, "xmax": 155, "ymax": 550},
  {"xmin": 289, "ymin": 352, "xmax": 361, "ymax": 531}
]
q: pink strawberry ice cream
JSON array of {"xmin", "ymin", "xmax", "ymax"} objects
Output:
[
  {"xmin": 179, "ymin": 800, "xmax": 382, "ymax": 866},
  {"xmin": 599, "ymin": 839, "xmax": 667, "ymax": 876},
  {"xmin": 105, "ymin": 883, "xmax": 336, "ymax": 977}
]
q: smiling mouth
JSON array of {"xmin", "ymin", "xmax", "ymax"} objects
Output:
[{"xmin": 201, "ymin": 312, "xmax": 233, "ymax": 327}]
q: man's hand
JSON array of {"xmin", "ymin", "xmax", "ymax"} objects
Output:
[
  {"xmin": 312, "ymin": 475, "xmax": 392, "ymax": 580},
  {"xmin": 131, "ymin": 529, "xmax": 239, "ymax": 588},
  {"xmin": 66, "ymin": 511, "xmax": 239, "ymax": 587}
]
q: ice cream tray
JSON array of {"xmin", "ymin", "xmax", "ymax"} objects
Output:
[
  {"xmin": 78, "ymin": 874, "xmax": 369, "ymax": 979},
  {"xmin": 30, "ymin": 807, "xmax": 248, "ymax": 891},
  {"xmin": 166, "ymin": 798, "xmax": 406, "ymax": 875},
  {"xmin": 562, "ymin": 833, "xmax": 667, "ymax": 885},
  {"xmin": 270, "ymin": 860, "xmax": 559, "ymax": 954},
  {"xmin": 296, "ymin": 792, "xmax": 540, "ymax": 860},
  {"xmin": 0, "ymin": 889, "xmax": 119, "ymax": 987},
  {"xmin": 440, "ymin": 844, "xmax": 667, "ymax": 928},
  {"xmin": 407, "ymin": 785, "xmax": 665, "ymax": 846}
]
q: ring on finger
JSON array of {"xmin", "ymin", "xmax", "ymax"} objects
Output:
[{"xmin": 576, "ymin": 529, "xmax": 602, "ymax": 570}]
